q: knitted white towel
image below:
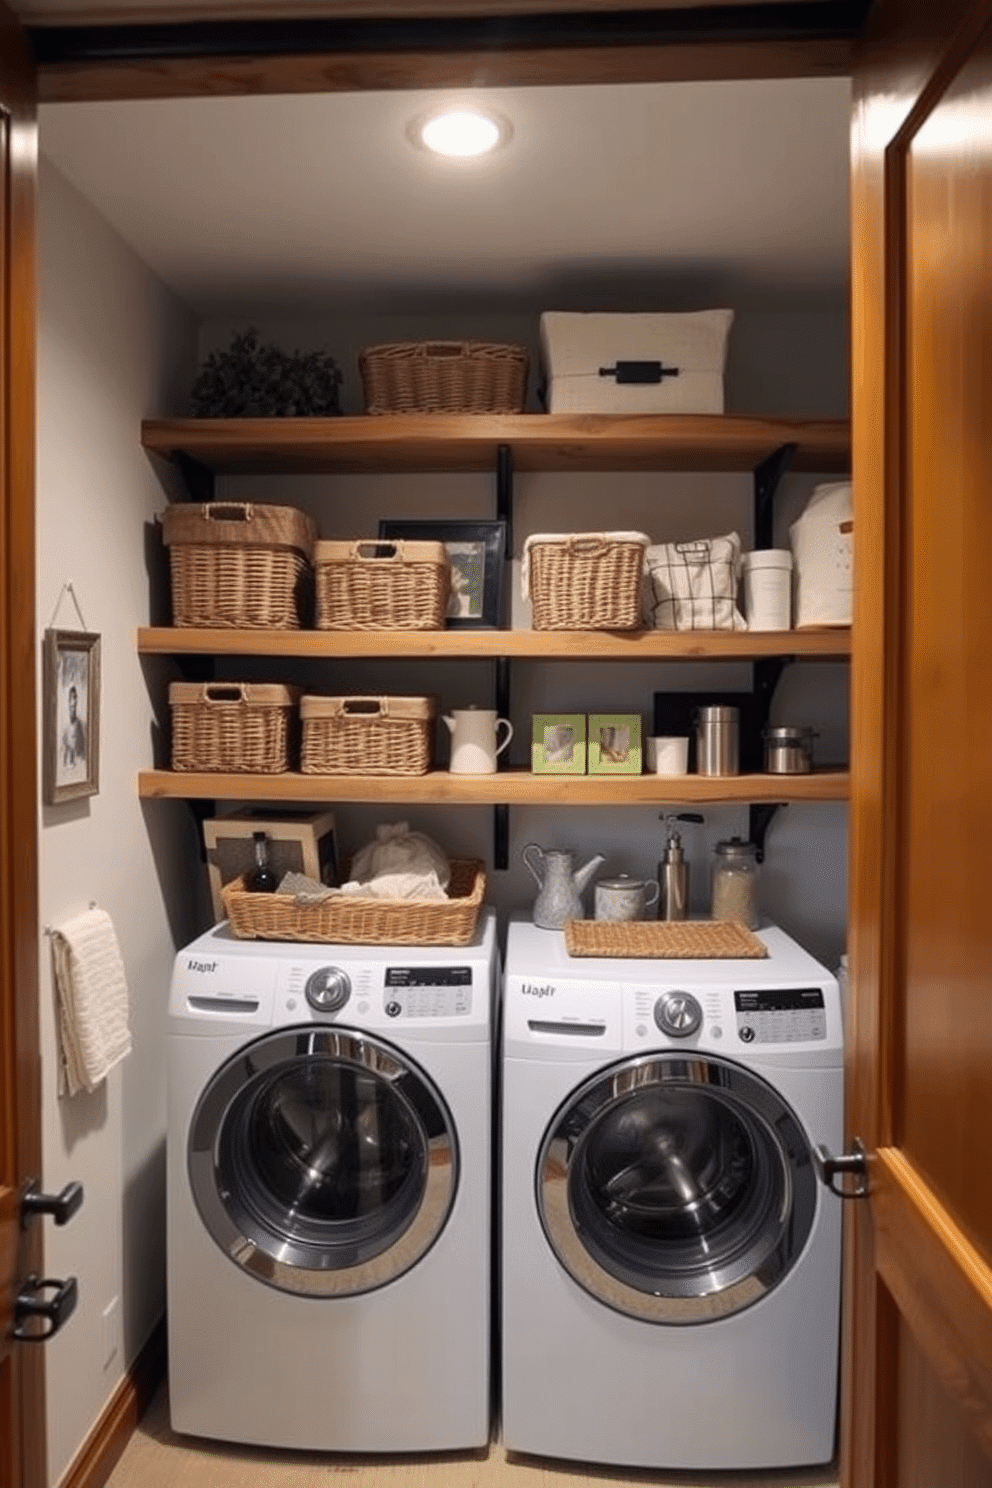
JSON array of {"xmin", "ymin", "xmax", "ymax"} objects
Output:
[{"xmin": 50, "ymin": 909, "xmax": 132, "ymax": 1097}]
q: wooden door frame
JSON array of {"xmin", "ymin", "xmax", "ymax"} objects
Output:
[{"xmin": 0, "ymin": 3, "xmax": 43, "ymax": 1488}]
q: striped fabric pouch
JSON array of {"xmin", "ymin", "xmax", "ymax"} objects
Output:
[{"xmin": 643, "ymin": 531, "xmax": 747, "ymax": 631}]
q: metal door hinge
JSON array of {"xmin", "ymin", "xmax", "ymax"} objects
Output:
[{"xmin": 814, "ymin": 1137, "xmax": 869, "ymax": 1198}]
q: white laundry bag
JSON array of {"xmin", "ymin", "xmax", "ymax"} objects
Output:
[{"xmin": 790, "ymin": 481, "xmax": 853, "ymax": 628}]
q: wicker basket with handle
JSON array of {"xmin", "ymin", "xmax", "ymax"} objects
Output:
[
  {"xmin": 221, "ymin": 858, "xmax": 486, "ymax": 945},
  {"xmin": 300, "ymin": 694, "xmax": 438, "ymax": 776},
  {"xmin": 313, "ymin": 539, "xmax": 451, "ymax": 630},
  {"xmin": 161, "ymin": 501, "xmax": 317, "ymax": 629},
  {"xmin": 169, "ymin": 681, "xmax": 300, "ymax": 773},
  {"xmin": 359, "ymin": 341, "xmax": 529, "ymax": 415},
  {"xmin": 525, "ymin": 532, "xmax": 649, "ymax": 631}
]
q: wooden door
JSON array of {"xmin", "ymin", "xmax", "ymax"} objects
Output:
[
  {"xmin": 846, "ymin": 0, "xmax": 992, "ymax": 1480},
  {"xmin": 0, "ymin": 8, "xmax": 43, "ymax": 1488}
]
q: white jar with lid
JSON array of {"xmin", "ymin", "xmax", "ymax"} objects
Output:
[{"xmin": 710, "ymin": 836, "xmax": 760, "ymax": 928}]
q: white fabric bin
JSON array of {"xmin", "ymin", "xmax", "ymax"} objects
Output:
[
  {"xmin": 539, "ymin": 309, "xmax": 734, "ymax": 415},
  {"xmin": 790, "ymin": 481, "xmax": 854, "ymax": 628}
]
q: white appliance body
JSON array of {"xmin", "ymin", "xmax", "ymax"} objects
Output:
[
  {"xmin": 501, "ymin": 917, "xmax": 844, "ymax": 1471},
  {"xmin": 167, "ymin": 910, "xmax": 497, "ymax": 1452}
]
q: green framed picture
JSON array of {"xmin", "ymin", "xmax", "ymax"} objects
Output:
[
  {"xmin": 587, "ymin": 713, "xmax": 642, "ymax": 774},
  {"xmin": 531, "ymin": 714, "xmax": 587, "ymax": 774}
]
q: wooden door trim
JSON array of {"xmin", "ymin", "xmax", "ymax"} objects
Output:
[{"xmin": 874, "ymin": 1148, "xmax": 992, "ymax": 1460}]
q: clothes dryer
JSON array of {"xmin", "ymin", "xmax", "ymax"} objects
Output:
[
  {"xmin": 501, "ymin": 915, "xmax": 843, "ymax": 1470},
  {"xmin": 167, "ymin": 910, "xmax": 497, "ymax": 1452}
]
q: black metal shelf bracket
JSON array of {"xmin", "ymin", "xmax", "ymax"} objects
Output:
[
  {"xmin": 496, "ymin": 443, "xmax": 513, "ymax": 558},
  {"xmin": 753, "ymin": 442, "xmax": 797, "ymax": 550},
  {"xmin": 174, "ymin": 451, "xmax": 216, "ymax": 504},
  {"xmin": 749, "ymin": 802, "xmax": 785, "ymax": 863}
]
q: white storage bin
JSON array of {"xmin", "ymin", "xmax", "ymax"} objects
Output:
[
  {"xmin": 539, "ymin": 309, "xmax": 734, "ymax": 415},
  {"xmin": 790, "ymin": 481, "xmax": 853, "ymax": 628},
  {"xmin": 742, "ymin": 548, "xmax": 792, "ymax": 631}
]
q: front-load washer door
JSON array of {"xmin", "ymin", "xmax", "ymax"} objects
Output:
[
  {"xmin": 189, "ymin": 1027, "xmax": 457, "ymax": 1297},
  {"xmin": 538, "ymin": 1054, "xmax": 817, "ymax": 1324}
]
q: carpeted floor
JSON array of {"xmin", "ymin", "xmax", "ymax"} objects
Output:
[{"xmin": 103, "ymin": 1382, "xmax": 840, "ymax": 1488}]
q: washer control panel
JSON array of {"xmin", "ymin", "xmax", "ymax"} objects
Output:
[
  {"xmin": 734, "ymin": 988, "xmax": 826, "ymax": 1044},
  {"xmin": 383, "ymin": 966, "xmax": 473, "ymax": 1019}
]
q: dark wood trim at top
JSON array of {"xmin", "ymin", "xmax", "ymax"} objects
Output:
[{"xmin": 33, "ymin": 0, "xmax": 869, "ymax": 101}]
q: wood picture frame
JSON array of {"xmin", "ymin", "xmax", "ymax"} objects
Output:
[
  {"xmin": 378, "ymin": 519, "xmax": 505, "ymax": 628},
  {"xmin": 43, "ymin": 629, "xmax": 101, "ymax": 804}
]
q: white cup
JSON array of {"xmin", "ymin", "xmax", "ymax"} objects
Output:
[
  {"xmin": 646, "ymin": 736, "xmax": 690, "ymax": 774},
  {"xmin": 743, "ymin": 549, "xmax": 793, "ymax": 631}
]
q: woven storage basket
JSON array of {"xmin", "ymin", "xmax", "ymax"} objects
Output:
[
  {"xmin": 300, "ymin": 694, "xmax": 438, "ymax": 776},
  {"xmin": 162, "ymin": 501, "xmax": 317, "ymax": 629},
  {"xmin": 313, "ymin": 539, "xmax": 451, "ymax": 630},
  {"xmin": 564, "ymin": 919, "xmax": 768, "ymax": 960},
  {"xmin": 359, "ymin": 341, "xmax": 529, "ymax": 415},
  {"xmin": 169, "ymin": 682, "xmax": 300, "ymax": 773},
  {"xmin": 526, "ymin": 532, "xmax": 649, "ymax": 631},
  {"xmin": 221, "ymin": 859, "xmax": 486, "ymax": 945}
]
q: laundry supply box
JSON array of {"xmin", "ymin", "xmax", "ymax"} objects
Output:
[
  {"xmin": 202, "ymin": 808, "xmax": 339, "ymax": 921},
  {"xmin": 539, "ymin": 309, "xmax": 734, "ymax": 415}
]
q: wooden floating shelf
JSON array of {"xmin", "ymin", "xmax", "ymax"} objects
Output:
[
  {"xmin": 137, "ymin": 626, "xmax": 851, "ymax": 661},
  {"xmin": 141, "ymin": 412, "xmax": 851, "ymax": 477},
  {"xmin": 137, "ymin": 768, "xmax": 850, "ymax": 806}
]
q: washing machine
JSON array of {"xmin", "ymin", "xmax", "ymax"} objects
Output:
[
  {"xmin": 501, "ymin": 914, "xmax": 843, "ymax": 1471},
  {"xmin": 167, "ymin": 908, "xmax": 497, "ymax": 1452}
]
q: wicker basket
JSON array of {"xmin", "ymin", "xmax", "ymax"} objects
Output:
[
  {"xmin": 313, "ymin": 539, "xmax": 451, "ymax": 630},
  {"xmin": 563, "ymin": 919, "xmax": 768, "ymax": 960},
  {"xmin": 359, "ymin": 341, "xmax": 529, "ymax": 415},
  {"xmin": 221, "ymin": 859, "xmax": 486, "ymax": 945},
  {"xmin": 169, "ymin": 682, "xmax": 300, "ymax": 773},
  {"xmin": 161, "ymin": 501, "xmax": 317, "ymax": 629},
  {"xmin": 525, "ymin": 532, "xmax": 649, "ymax": 631},
  {"xmin": 300, "ymin": 694, "xmax": 438, "ymax": 776}
]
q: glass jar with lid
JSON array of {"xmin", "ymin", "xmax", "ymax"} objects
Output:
[{"xmin": 710, "ymin": 836, "xmax": 760, "ymax": 928}]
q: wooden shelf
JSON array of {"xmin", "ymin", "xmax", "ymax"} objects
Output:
[
  {"xmin": 141, "ymin": 412, "xmax": 851, "ymax": 477},
  {"xmin": 137, "ymin": 768, "xmax": 849, "ymax": 805},
  {"xmin": 137, "ymin": 626, "xmax": 851, "ymax": 661}
]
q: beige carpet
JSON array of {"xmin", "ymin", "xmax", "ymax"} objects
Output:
[{"xmin": 106, "ymin": 1382, "xmax": 840, "ymax": 1488}]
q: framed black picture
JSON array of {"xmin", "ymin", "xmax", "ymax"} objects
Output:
[
  {"xmin": 377, "ymin": 519, "xmax": 506, "ymax": 629},
  {"xmin": 43, "ymin": 628, "xmax": 101, "ymax": 805}
]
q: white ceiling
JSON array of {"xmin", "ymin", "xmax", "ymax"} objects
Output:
[{"xmin": 38, "ymin": 74, "xmax": 852, "ymax": 319}]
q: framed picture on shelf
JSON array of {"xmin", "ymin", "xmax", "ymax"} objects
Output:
[
  {"xmin": 587, "ymin": 712, "xmax": 642, "ymax": 775},
  {"xmin": 532, "ymin": 713, "xmax": 587, "ymax": 774},
  {"xmin": 378, "ymin": 519, "xmax": 506, "ymax": 629},
  {"xmin": 42, "ymin": 628, "xmax": 101, "ymax": 805}
]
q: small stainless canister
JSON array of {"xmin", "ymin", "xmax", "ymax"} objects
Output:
[
  {"xmin": 763, "ymin": 725, "xmax": 817, "ymax": 774},
  {"xmin": 695, "ymin": 705, "xmax": 739, "ymax": 776}
]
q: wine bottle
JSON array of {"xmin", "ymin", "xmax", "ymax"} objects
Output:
[{"xmin": 247, "ymin": 831, "xmax": 278, "ymax": 892}]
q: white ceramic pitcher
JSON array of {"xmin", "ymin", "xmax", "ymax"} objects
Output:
[{"xmin": 443, "ymin": 707, "xmax": 514, "ymax": 775}]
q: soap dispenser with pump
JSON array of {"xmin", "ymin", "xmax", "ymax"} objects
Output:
[{"xmin": 657, "ymin": 813, "xmax": 704, "ymax": 921}]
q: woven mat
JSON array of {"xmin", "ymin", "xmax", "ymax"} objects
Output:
[{"xmin": 564, "ymin": 919, "xmax": 768, "ymax": 960}]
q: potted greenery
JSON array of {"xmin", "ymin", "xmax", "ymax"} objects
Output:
[{"xmin": 190, "ymin": 329, "xmax": 343, "ymax": 417}]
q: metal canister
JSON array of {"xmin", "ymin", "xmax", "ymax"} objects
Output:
[
  {"xmin": 763, "ymin": 725, "xmax": 817, "ymax": 774},
  {"xmin": 695, "ymin": 705, "xmax": 739, "ymax": 776}
]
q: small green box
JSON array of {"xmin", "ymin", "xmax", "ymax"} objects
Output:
[
  {"xmin": 532, "ymin": 714, "xmax": 587, "ymax": 774},
  {"xmin": 587, "ymin": 713, "xmax": 642, "ymax": 774}
]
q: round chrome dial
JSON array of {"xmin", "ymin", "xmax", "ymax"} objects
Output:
[
  {"xmin": 304, "ymin": 967, "xmax": 351, "ymax": 1013},
  {"xmin": 653, "ymin": 990, "xmax": 703, "ymax": 1038}
]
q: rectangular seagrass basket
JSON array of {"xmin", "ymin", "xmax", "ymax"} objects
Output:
[
  {"xmin": 359, "ymin": 341, "xmax": 529, "ymax": 415},
  {"xmin": 169, "ymin": 681, "xmax": 300, "ymax": 773},
  {"xmin": 526, "ymin": 532, "xmax": 649, "ymax": 631},
  {"xmin": 162, "ymin": 501, "xmax": 317, "ymax": 629},
  {"xmin": 564, "ymin": 919, "xmax": 768, "ymax": 959},
  {"xmin": 313, "ymin": 539, "xmax": 451, "ymax": 630},
  {"xmin": 221, "ymin": 858, "xmax": 487, "ymax": 945},
  {"xmin": 300, "ymin": 694, "xmax": 438, "ymax": 776}
]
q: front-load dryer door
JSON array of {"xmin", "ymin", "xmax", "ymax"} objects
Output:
[
  {"xmin": 189, "ymin": 1027, "xmax": 457, "ymax": 1296},
  {"xmin": 538, "ymin": 1054, "xmax": 817, "ymax": 1324}
]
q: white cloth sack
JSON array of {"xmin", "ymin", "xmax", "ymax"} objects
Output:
[
  {"xmin": 643, "ymin": 531, "xmax": 747, "ymax": 631},
  {"xmin": 790, "ymin": 481, "xmax": 854, "ymax": 627},
  {"xmin": 50, "ymin": 908, "xmax": 132, "ymax": 1097},
  {"xmin": 346, "ymin": 822, "xmax": 451, "ymax": 901}
]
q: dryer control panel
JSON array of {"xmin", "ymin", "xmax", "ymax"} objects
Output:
[
  {"xmin": 383, "ymin": 966, "xmax": 473, "ymax": 1019},
  {"xmin": 734, "ymin": 987, "xmax": 826, "ymax": 1043}
]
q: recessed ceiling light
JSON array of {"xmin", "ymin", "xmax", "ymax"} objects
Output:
[{"xmin": 408, "ymin": 107, "xmax": 511, "ymax": 159}]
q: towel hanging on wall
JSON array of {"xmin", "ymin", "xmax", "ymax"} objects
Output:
[{"xmin": 50, "ymin": 908, "xmax": 132, "ymax": 1097}]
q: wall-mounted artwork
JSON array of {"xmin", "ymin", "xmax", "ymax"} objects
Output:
[{"xmin": 43, "ymin": 629, "xmax": 101, "ymax": 805}]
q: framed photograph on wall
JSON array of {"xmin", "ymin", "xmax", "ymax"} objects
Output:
[
  {"xmin": 378, "ymin": 519, "xmax": 506, "ymax": 629},
  {"xmin": 43, "ymin": 629, "xmax": 101, "ymax": 805}
]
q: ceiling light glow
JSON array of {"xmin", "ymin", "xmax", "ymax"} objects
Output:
[{"xmin": 416, "ymin": 108, "xmax": 507, "ymax": 158}]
